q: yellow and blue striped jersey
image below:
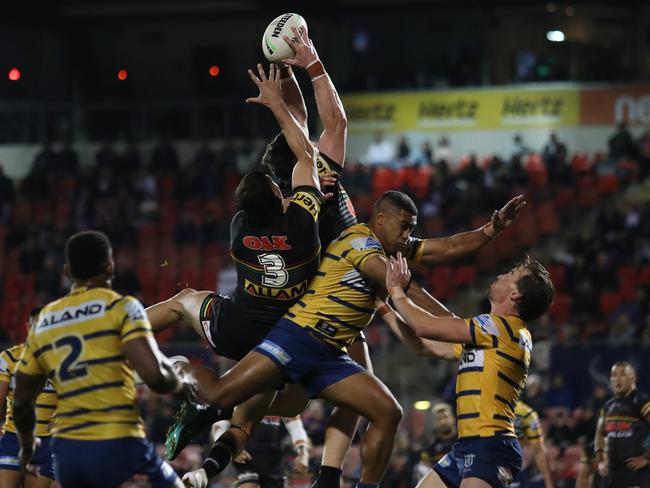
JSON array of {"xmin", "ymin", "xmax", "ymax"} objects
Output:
[
  {"xmin": 18, "ymin": 286, "xmax": 153, "ymax": 441},
  {"xmin": 287, "ymin": 223, "xmax": 385, "ymax": 349},
  {"xmin": 514, "ymin": 401, "xmax": 543, "ymax": 445},
  {"xmin": 0, "ymin": 344, "xmax": 56, "ymax": 436},
  {"xmin": 452, "ymin": 313, "xmax": 531, "ymax": 439}
]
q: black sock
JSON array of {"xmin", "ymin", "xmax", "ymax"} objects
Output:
[
  {"xmin": 312, "ymin": 465, "xmax": 342, "ymax": 488},
  {"xmin": 201, "ymin": 439, "xmax": 234, "ymax": 479}
]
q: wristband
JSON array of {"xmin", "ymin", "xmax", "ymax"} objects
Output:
[
  {"xmin": 482, "ymin": 222, "xmax": 497, "ymax": 238},
  {"xmin": 306, "ymin": 59, "xmax": 326, "ymax": 81},
  {"xmin": 377, "ymin": 303, "xmax": 392, "ymax": 318}
]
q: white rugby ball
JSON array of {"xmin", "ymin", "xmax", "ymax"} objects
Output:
[{"xmin": 262, "ymin": 13, "xmax": 307, "ymax": 63}]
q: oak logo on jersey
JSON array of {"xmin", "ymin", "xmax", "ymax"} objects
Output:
[
  {"xmin": 244, "ymin": 278, "xmax": 308, "ymax": 300},
  {"xmin": 38, "ymin": 301, "xmax": 105, "ymax": 330},
  {"xmin": 243, "ymin": 235, "xmax": 291, "ymax": 251},
  {"xmin": 292, "ymin": 191, "xmax": 319, "ymax": 219}
]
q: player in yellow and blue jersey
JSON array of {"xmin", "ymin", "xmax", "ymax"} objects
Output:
[
  {"xmin": 384, "ymin": 254, "xmax": 554, "ymax": 488},
  {"xmin": 510, "ymin": 401, "xmax": 554, "ymax": 488},
  {"xmin": 12, "ymin": 230, "xmax": 196, "ymax": 488},
  {"xmin": 0, "ymin": 307, "xmax": 56, "ymax": 488}
]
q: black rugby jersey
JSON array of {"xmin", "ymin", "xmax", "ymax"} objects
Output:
[
  {"xmin": 601, "ymin": 389, "xmax": 650, "ymax": 469},
  {"xmin": 224, "ymin": 186, "xmax": 322, "ymax": 338},
  {"xmin": 316, "ymin": 152, "xmax": 357, "ymax": 249}
]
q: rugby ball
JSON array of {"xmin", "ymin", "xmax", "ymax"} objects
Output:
[{"xmin": 262, "ymin": 13, "xmax": 307, "ymax": 63}]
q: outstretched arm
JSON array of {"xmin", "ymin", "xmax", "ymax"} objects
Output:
[
  {"xmin": 378, "ymin": 299, "xmax": 456, "ymax": 359},
  {"xmin": 414, "ymin": 195, "xmax": 526, "ymax": 264},
  {"xmin": 246, "ymin": 63, "xmax": 318, "ymax": 190},
  {"xmin": 279, "ymin": 66, "xmax": 308, "ymax": 131},
  {"xmin": 283, "ymin": 26, "xmax": 347, "ymax": 165},
  {"xmin": 385, "ymin": 254, "xmax": 472, "ymax": 343}
]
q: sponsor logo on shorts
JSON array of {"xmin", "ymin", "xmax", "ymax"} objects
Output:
[
  {"xmin": 201, "ymin": 320, "xmax": 216, "ymax": 348},
  {"xmin": 0, "ymin": 456, "xmax": 19, "ymax": 466},
  {"xmin": 438, "ymin": 454, "xmax": 452, "ymax": 468},
  {"xmin": 259, "ymin": 340, "xmax": 292, "ymax": 365},
  {"xmin": 497, "ymin": 466, "xmax": 513, "ymax": 484}
]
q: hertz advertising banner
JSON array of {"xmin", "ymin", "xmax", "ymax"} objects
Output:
[{"xmin": 342, "ymin": 88, "xmax": 580, "ymax": 132}]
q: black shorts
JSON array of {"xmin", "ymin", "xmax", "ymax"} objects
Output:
[
  {"xmin": 604, "ymin": 467, "xmax": 650, "ymax": 488},
  {"xmin": 233, "ymin": 464, "xmax": 286, "ymax": 488},
  {"xmin": 198, "ymin": 293, "xmax": 277, "ymax": 361}
]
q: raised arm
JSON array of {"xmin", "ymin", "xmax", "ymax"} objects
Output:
[
  {"xmin": 595, "ymin": 409, "xmax": 608, "ymax": 477},
  {"xmin": 414, "ymin": 195, "xmax": 526, "ymax": 264},
  {"xmin": 283, "ymin": 26, "xmax": 347, "ymax": 165},
  {"xmin": 278, "ymin": 65, "xmax": 308, "ymax": 131},
  {"xmin": 246, "ymin": 63, "xmax": 318, "ymax": 190},
  {"xmin": 378, "ymin": 299, "xmax": 456, "ymax": 359},
  {"xmin": 122, "ymin": 337, "xmax": 187, "ymax": 395},
  {"xmin": 384, "ymin": 254, "xmax": 472, "ymax": 343}
]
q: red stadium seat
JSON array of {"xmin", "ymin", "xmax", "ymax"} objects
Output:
[
  {"xmin": 554, "ymin": 187, "xmax": 576, "ymax": 209},
  {"xmin": 452, "ymin": 265, "xmax": 477, "ymax": 288},
  {"xmin": 372, "ymin": 168, "xmax": 397, "ymax": 198},
  {"xmin": 548, "ymin": 264, "xmax": 566, "ymax": 292},
  {"xmin": 549, "ymin": 293, "xmax": 571, "ymax": 323},
  {"xmin": 536, "ymin": 201, "xmax": 560, "ymax": 235},
  {"xmin": 597, "ymin": 174, "xmax": 620, "ymax": 195},
  {"xmin": 600, "ymin": 291, "xmax": 622, "ymax": 317},
  {"xmin": 638, "ymin": 264, "xmax": 650, "ymax": 285}
]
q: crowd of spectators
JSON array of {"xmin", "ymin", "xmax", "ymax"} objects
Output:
[{"xmin": 0, "ymin": 123, "xmax": 649, "ymax": 486}]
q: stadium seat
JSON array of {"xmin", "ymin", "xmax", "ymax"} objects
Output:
[
  {"xmin": 638, "ymin": 264, "xmax": 650, "ymax": 285},
  {"xmin": 548, "ymin": 264, "xmax": 566, "ymax": 291},
  {"xmin": 452, "ymin": 265, "xmax": 477, "ymax": 288},
  {"xmin": 372, "ymin": 168, "xmax": 397, "ymax": 198},
  {"xmin": 617, "ymin": 265, "xmax": 637, "ymax": 301},
  {"xmin": 554, "ymin": 187, "xmax": 576, "ymax": 209},
  {"xmin": 549, "ymin": 293, "xmax": 571, "ymax": 323},
  {"xmin": 597, "ymin": 174, "xmax": 620, "ymax": 195},
  {"xmin": 600, "ymin": 291, "xmax": 622, "ymax": 317}
]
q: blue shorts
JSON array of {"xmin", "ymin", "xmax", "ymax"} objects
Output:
[
  {"xmin": 254, "ymin": 319, "xmax": 365, "ymax": 397},
  {"xmin": 51, "ymin": 436, "xmax": 179, "ymax": 487},
  {"xmin": 434, "ymin": 436, "xmax": 523, "ymax": 488},
  {"xmin": 0, "ymin": 431, "xmax": 55, "ymax": 479}
]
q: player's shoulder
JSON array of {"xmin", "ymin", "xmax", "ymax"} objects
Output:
[
  {"xmin": 633, "ymin": 389, "xmax": 650, "ymax": 405},
  {"xmin": 342, "ymin": 224, "xmax": 383, "ymax": 250},
  {"xmin": 515, "ymin": 400, "xmax": 534, "ymax": 418},
  {"xmin": 111, "ymin": 294, "xmax": 146, "ymax": 321},
  {"xmin": 0, "ymin": 343, "xmax": 24, "ymax": 366},
  {"xmin": 469, "ymin": 313, "xmax": 502, "ymax": 337}
]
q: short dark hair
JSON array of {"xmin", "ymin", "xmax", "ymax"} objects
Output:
[
  {"xmin": 260, "ymin": 132, "xmax": 296, "ymax": 185},
  {"xmin": 235, "ymin": 170, "xmax": 283, "ymax": 224},
  {"xmin": 612, "ymin": 361, "xmax": 635, "ymax": 374},
  {"xmin": 29, "ymin": 306, "xmax": 42, "ymax": 319},
  {"xmin": 374, "ymin": 190, "xmax": 418, "ymax": 216},
  {"xmin": 514, "ymin": 256, "xmax": 555, "ymax": 322},
  {"xmin": 65, "ymin": 231, "xmax": 112, "ymax": 280}
]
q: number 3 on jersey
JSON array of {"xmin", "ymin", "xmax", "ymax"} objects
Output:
[
  {"xmin": 56, "ymin": 335, "xmax": 88, "ymax": 382},
  {"xmin": 258, "ymin": 253, "xmax": 288, "ymax": 287}
]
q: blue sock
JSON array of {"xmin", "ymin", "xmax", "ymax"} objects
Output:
[{"xmin": 356, "ymin": 483, "xmax": 378, "ymax": 488}]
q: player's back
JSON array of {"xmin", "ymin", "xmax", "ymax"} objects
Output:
[
  {"xmin": 454, "ymin": 313, "xmax": 532, "ymax": 438},
  {"xmin": 513, "ymin": 401, "xmax": 543, "ymax": 444},
  {"xmin": 287, "ymin": 223, "xmax": 385, "ymax": 349},
  {"xmin": 226, "ymin": 187, "xmax": 322, "ymax": 338},
  {"xmin": 20, "ymin": 286, "xmax": 150, "ymax": 441}
]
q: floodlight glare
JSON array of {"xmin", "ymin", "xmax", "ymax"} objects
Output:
[{"xmin": 546, "ymin": 30, "xmax": 565, "ymax": 42}]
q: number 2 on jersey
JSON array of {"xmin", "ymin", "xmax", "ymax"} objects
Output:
[
  {"xmin": 258, "ymin": 253, "xmax": 289, "ymax": 287},
  {"xmin": 56, "ymin": 335, "xmax": 88, "ymax": 382}
]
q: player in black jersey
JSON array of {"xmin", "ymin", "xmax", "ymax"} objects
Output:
[
  {"xmin": 415, "ymin": 404, "xmax": 458, "ymax": 484},
  {"xmin": 595, "ymin": 362, "xmax": 650, "ymax": 488},
  {"xmin": 145, "ymin": 64, "xmax": 324, "ymax": 457}
]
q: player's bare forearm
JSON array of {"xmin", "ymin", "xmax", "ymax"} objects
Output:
[
  {"xmin": 13, "ymin": 372, "xmax": 46, "ymax": 443},
  {"xmin": 420, "ymin": 227, "xmax": 492, "ymax": 264},
  {"xmin": 533, "ymin": 444, "xmax": 554, "ymax": 488},
  {"xmin": 381, "ymin": 302, "xmax": 455, "ymax": 359},
  {"xmin": 313, "ymin": 74, "xmax": 347, "ymax": 164},
  {"xmin": 123, "ymin": 337, "xmax": 182, "ymax": 395},
  {"xmin": 279, "ymin": 67, "xmax": 308, "ymax": 130}
]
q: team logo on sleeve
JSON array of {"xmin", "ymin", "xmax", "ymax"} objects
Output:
[
  {"xmin": 474, "ymin": 314, "xmax": 499, "ymax": 336},
  {"xmin": 350, "ymin": 237, "xmax": 382, "ymax": 252},
  {"xmin": 124, "ymin": 299, "xmax": 145, "ymax": 322}
]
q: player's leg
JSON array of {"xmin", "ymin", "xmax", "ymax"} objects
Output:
[
  {"xmin": 145, "ymin": 288, "xmax": 213, "ymax": 334},
  {"xmin": 23, "ymin": 473, "xmax": 54, "ymax": 488},
  {"xmin": 459, "ymin": 478, "xmax": 492, "ymax": 488},
  {"xmin": 315, "ymin": 339, "xmax": 372, "ymax": 487},
  {"xmin": 317, "ymin": 371, "xmax": 403, "ymax": 485},
  {"xmin": 0, "ymin": 470, "xmax": 23, "ymax": 488},
  {"xmin": 416, "ymin": 469, "xmax": 452, "ymax": 488},
  {"xmin": 265, "ymin": 383, "xmax": 309, "ymax": 417}
]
